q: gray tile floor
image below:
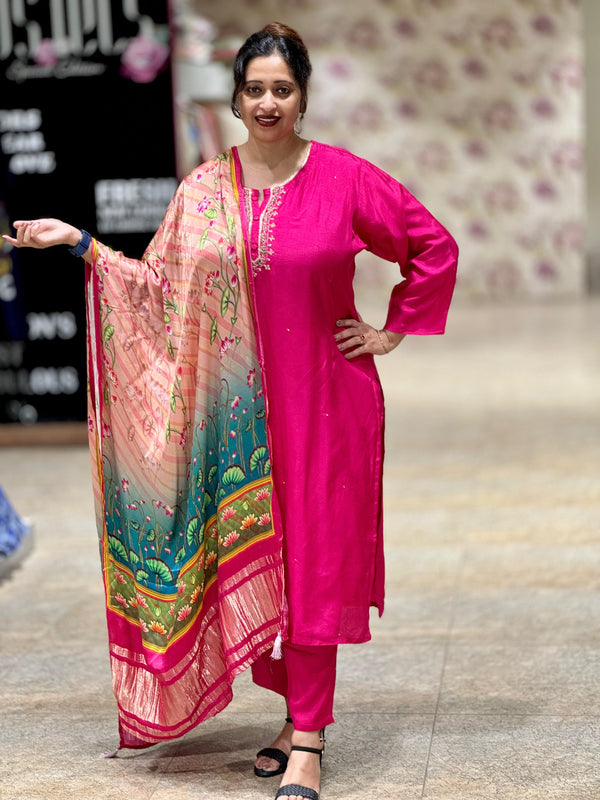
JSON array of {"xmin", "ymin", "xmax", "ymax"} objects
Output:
[{"xmin": 1, "ymin": 300, "xmax": 599, "ymax": 799}]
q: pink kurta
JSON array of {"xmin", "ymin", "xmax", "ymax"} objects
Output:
[{"xmin": 233, "ymin": 142, "xmax": 457, "ymax": 646}]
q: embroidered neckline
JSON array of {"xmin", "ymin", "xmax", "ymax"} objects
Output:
[{"xmin": 244, "ymin": 185, "xmax": 286, "ymax": 276}]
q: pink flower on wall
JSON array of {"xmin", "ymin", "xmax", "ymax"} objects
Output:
[
  {"xmin": 484, "ymin": 100, "xmax": 520, "ymax": 131},
  {"xmin": 413, "ymin": 59, "xmax": 449, "ymax": 91},
  {"xmin": 531, "ymin": 97, "xmax": 556, "ymax": 118},
  {"xmin": 396, "ymin": 100, "xmax": 420, "ymax": 119},
  {"xmin": 536, "ymin": 260, "xmax": 559, "ymax": 281},
  {"xmin": 463, "ymin": 58, "xmax": 488, "ymax": 79},
  {"xmin": 348, "ymin": 102, "xmax": 383, "ymax": 130},
  {"xmin": 394, "ymin": 18, "xmax": 419, "ymax": 38},
  {"xmin": 551, "ymin": 141, "xmax": 583, "ymax": 170},
  {"xmin": 486, "ymin": 259, "xmax": 522, "ymax": 296},
  {"xmin": 347, "ymin": 19, "xmax": 380, "ymax": 48},
  {"xmin": 550, "ymin": 57, "xmax": 582, "ymax": 89},
  {"xmin": 482, "ymin": 17, "xmax": 518, "ymax": 49},
  {"xmin": 532, "ymin": 179, "xmax": 557, "ymax": 201},
  {"xmin": 531, "ymin": 15, "xmax": 556, "ymax": 36},
  {"xmin": 483, "ymin": 181, "xmax": 520, "ymax": 213},
  {"xmin": 120, "ymin": 35, "xmax": 169, "ymax": 84},
  {"xmin": 417, "ymin": 141, "xmax": 452, "ymax": 171},
  {"xmin": 465, "ymin": 140, "xmax": 488, "ymax": 159},
  {"xmin": 467, "ymin": 221, "xmax": 490, "ymax": 240},
  {"xmin": 553, "ymin": 221, "xmax": 584, "ymax": 252},
  {"xmin": 328, "ymin": 59, "xmax": 352, "ymax": 79}
]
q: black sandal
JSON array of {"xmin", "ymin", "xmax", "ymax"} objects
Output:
[
  {"xmin": 274, "ymin": 729, "xmax": 325, "ymax": 800},
  {"xmin": 254, "ymin": 717, "xmax": 293, "ymax": 778}
]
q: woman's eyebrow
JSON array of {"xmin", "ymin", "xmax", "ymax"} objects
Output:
[{"xmin": 244, "ymin": 79, "xmax": 294, "ymax": 84}]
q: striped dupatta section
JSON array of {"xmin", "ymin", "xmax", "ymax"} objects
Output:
[{"xmin": 86, "ymin": 152, "xmax": 284, "ymax": 749}]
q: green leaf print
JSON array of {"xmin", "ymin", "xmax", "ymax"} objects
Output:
[
  {"xmin": 222, "ymin": 465, "xmax": 246, "ymax": 487},
  {"xmin": 196, "ymin": 468, "xmax": 204, "ymax": 488},
  {"xmin": 186, "ymin": 516, "xmax": 205, "ymax": 547},
  {"xmin": 167, "ymin": 339, "xmax": 174, "ymax": 360},
  {"xmin": 249, "ymin": 446, "xmax": 268, "ymax": 472},
  {"xmin": 204, "ymin": 207, "xmax": 218, "ymax": 220},
  {"xmin": 103, "ymin": 324, "xmax": 115, "ymax": 342},
  {"xmin": 210, "ymin": 317, "xmax": 218, "ymax": 345},
  {"xmin": 227, "ymin": 215, "xmax": 234, "ymax": 238},
  {"xmin": 199, "ymin": 229, "xmax": 209, "ymax": 250},
  {"xmin": 108, "ymin": 536, "xmax": 127, "ymax": 560},
  {"xmin": 220, "ymin": 287, "xmax": 230, "ymax": 317},
  {"xmin": 136, "ymin": 569, "xmax": 149, "ymax": 583},
  {"xmin": 145, "ymin": 558, "xmax": 173, "ymax": 583},
  {"xmin": 129, "ymin": 550, "xmax": 141, "ymax": 567},
  {"xmin": 170, "ymin": 390, "xmax": 176, "ymax": 412},
  {"xmin": 207, "ymin": 465, "xmax": 218, "ymax": 485},
  {"xmin": 175, "ymin": 546, "xmax": 186, "ymax": 563}
]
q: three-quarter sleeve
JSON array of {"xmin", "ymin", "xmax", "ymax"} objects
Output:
[{"xmin": 353, "ymin": 159, "xmax": 458, "ymax": 335}]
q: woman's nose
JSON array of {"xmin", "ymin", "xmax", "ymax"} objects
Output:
[{"xmin": 260, "ymin": 91, "xmax": 277, "ymax": 112}]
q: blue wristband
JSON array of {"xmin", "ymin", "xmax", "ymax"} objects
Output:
[{"xmin": 68, "ymin": 229, "xmax": 91, "ymax": 257}]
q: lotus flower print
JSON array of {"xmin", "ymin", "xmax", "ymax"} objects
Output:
[{"xmin": 177, "ymin": 605, "xmax": 193, "ymax": 622}]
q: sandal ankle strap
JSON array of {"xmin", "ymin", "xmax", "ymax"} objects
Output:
[{"xmin": 291, "ymin": 744, "xmax": 323, "ymax": 756}]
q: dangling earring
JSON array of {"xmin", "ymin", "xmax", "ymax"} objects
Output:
[{"xmin": 294, "ymin": 113, "xmax": 304, "ymax": 135}]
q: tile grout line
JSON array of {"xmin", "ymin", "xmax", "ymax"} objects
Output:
[
  {"xmin": 420, "ymin": 546, "xmax": 466, "ymax": 799},
  {"xmin": 147, "ymin": 748, "xmax": 179, "ymax": 799}
]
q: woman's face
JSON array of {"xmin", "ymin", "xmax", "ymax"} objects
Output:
[{"xmin": 238, "ymin": 53, "xmax": 302, "ymax": 144}]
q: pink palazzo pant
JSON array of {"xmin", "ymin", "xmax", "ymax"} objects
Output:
[{"xmin": 251, "ymin": 643, "xmax": 338, "ymax": 732}]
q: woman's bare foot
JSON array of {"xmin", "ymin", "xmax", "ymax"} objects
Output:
[
  {"xmin": 255, "ymin": 718, "xmax": 294, "ymax": 774},
  {"xmin": 277, "ymin": 729, "xmax": 323, "ymax": 800}
]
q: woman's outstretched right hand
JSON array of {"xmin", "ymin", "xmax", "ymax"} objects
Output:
[{"xmin": 2, "ymin": 218, "xmax": 82, "ymax": 250}]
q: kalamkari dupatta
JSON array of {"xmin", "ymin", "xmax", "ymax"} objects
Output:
[{"xmin": 86, "ymin": 152, "xmax": 284, "ymax": 749}]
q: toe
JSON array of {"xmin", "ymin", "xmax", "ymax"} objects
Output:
[{"xmin": 255, "ymin": 755, "xmax": 279, "ymax": 772}]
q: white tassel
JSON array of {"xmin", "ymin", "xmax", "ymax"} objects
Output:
[
  {"xmin": 271, "ymin": 631, "xmax": 283, "ymax": 660},
  {"xmin": 100, "ymin": 747, "xmax": 120, "ymax": 759}
]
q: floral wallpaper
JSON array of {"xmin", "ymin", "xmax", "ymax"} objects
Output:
[{"xmin": 186, "ymin": 0, "xmax": 584, "ymax": 299}]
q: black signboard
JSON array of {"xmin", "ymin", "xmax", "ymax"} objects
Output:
[{"xmin": 0, "ymin": 0, "xmax": 177, "ymax": 425}]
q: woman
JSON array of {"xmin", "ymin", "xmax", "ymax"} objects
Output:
[{"xmin": 3, "ymin": 22, "xmax": 457, "ymax": 800}]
